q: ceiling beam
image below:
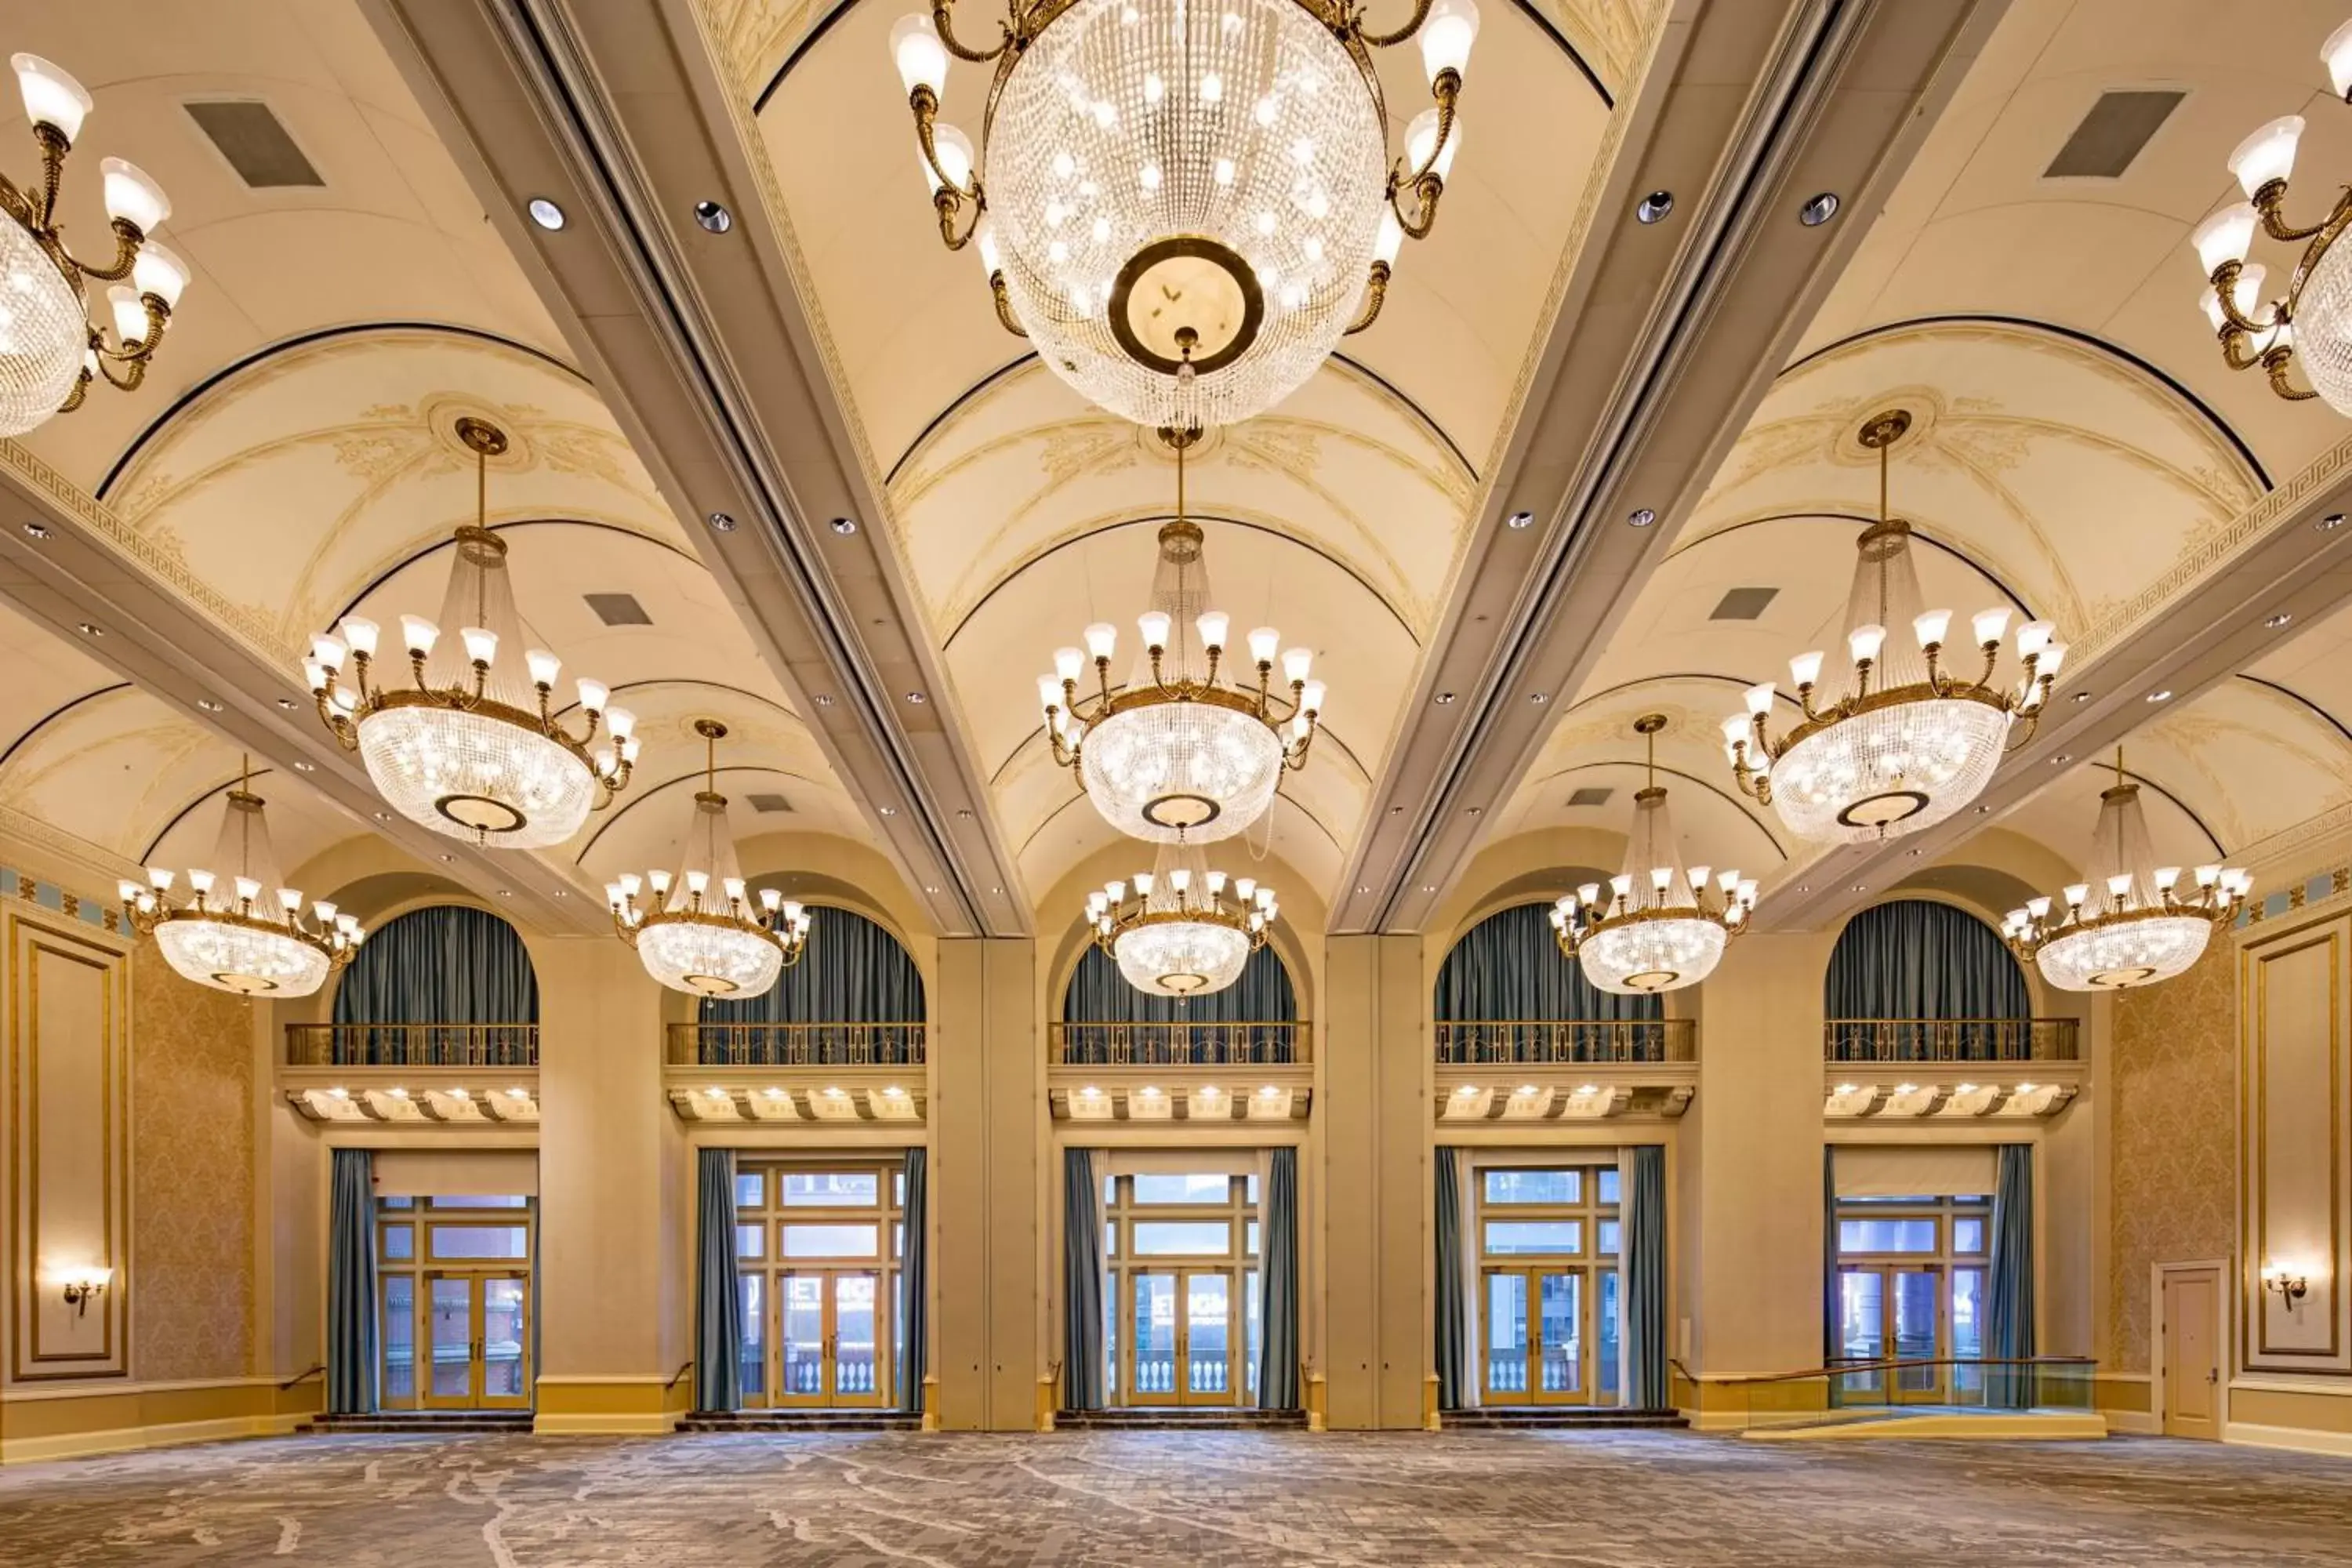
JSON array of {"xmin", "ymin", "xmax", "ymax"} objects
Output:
[{"xmin": 1332, "ymin": 0, "xmax": 2010, "ymax": 934}]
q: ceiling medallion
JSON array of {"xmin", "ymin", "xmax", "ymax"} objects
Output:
[
  {"xmin": 1723, "ymin": 408, "xmax": 2063, "ymax": 843},
  {"xmin": 2191, "ymin": 24, "xmax": 2352, "ymax": 412},
  {"xmin": 0, "ymin": 53, "xmax": 187, "ymax": 435},
  {"xmin": 890, "ymin": 0, "xmax": 1479, "ymax": 427},
  {"xmin": 1040, "ymin": 426, "xmax": 1324, "ymax": 841},
  {"xmin": 1090, "ymin": 832, "xmax": 1276, "ymax": 997},
  {"xmin": 608, "ymin": 720, "xmax": 812, "ymax": 997},
  {"xmin": 120, "ymin": 757, "xmax": 363, "ymax": 997},
  {"xmin": 1550, "ymin": 715, "xmax": 1753, "ymax": 995},
  {"xmin": 306, "ymin": 418, "xmax": 637, "ymax": 849},
  {"xmin": 2003, "ymin": 749, "xmax": 2250, "ymax": 993}
]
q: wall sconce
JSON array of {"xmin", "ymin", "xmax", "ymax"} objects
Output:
[
  {"xmin": 58, "ymin": 1265, "xmax": 111, "ymax": 1317},
  {"xmin": 2261, "ymin": 1261, "xmax": 2310, "ymax": 1305}
]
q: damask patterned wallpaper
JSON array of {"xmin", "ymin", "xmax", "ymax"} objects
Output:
[
  {"xmin": 130, "ymin": 938, "xmax": 255, "ymax": 1381},
  {"xmin": 2107, "ymin": 938, "xmax": 2235, "ymax": 1372}
]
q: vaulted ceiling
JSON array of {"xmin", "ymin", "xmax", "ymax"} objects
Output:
[{"xmin": 5, "ymin": 0, "xmax": 2352, "ymax": 957}]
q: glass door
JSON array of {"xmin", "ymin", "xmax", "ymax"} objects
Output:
[
  {"xmin": 1482, "ymin": 1269, "xmax": 1530, "ymax": 1403},
  {"xmin": 830, "ymin": 1272, "xmax": 884, "ymax": 1406},
  {"xmin": 1535, "ymin": 1272, "xmax": 1581, "ymax": 1402},
  {"xmin": 771, "ymin": 1269, "xmax": 887, "ymax": 1406},
  {"xmin": 1131, "ymin": 1272, "xmax": 1178, "ymax": 1401},
  {"xmin": 1483, "ymin": 1269, "xmax": 1595, "ymax": 1404},
  {"xmin": 1124, "ymin": 1268, "xmax": 1237, "ymax": 1404},
  {"xmin": 777, "ymin": 1272, "xmax": 829, "ymax": 1406},
  {"xmin": 422, "ymin": 1274, "xmax": 477, "ymax": 1408},
  {"xmin": 1836, "ymin": 1268, "xmax": 1888, "ymax": 1398},
  {"xmin": 1838, "ymin": 1265, "xmax": 1946, "ymax": 1403},
  {"xmin": 419, "ymin": 1273, "xmax": 531, "ymax": 1408},
  {"xmin": 479, "ymin": 1276, "xmax": 530, "ymax": 1408},
  {"xmin": 1889, "ymin": 1266, "xmax": 1944, "ymax": 1403},
  {"xmin": 1183, "ymin": 1271, "xmax": 1232, "ymax": 1402}
]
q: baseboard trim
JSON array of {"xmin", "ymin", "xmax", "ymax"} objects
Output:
[
  {"xmin": 0, "ymin": 1412, "xmax": 305, "ymax": 1466},
  {"xmin": 532, "ymin": 1412, "xmax": 677, "ymax": 1436},
  {"xmin": 2102, "ymin": 1410, "xmax": 2160, "ymax": 1436},
  {"xmin": 2225, "ymin": 1421, "xmax": 2352, "ymax": 1457}
]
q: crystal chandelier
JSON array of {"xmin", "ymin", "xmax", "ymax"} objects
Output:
[
  {"xmin": 2002, "ymin": 750, "xmax": 2250, "ymax": 992},
  {"xmin": 118, "ymin": 757, "xmax": 363, "ymax": 996},
  {"xmin": 608, "ymin": 719, "xmax": 811, "ymax": 997},
  {"xmin": 1040, "ymin": 427, "xmax": 1323, "ymax": 842},
  {"xmin": 307, "ymin": 418, "xmax": 637, "ymax": 849},
  {"xmin": 1549, "ymin": 715, "xmax": 1754, "ymax": 995},
  {"xmin": 889, "ymin": 0, "xmax": 1479, "ymax": 427},
  {"xmin": 2189, "ymin": 21, "xmax": 2352, "ymax": 412},
  {"xmin": 1089, "ymin": 833, "xmax": 1275, "ymax": 996},
  {"xmin": 0, "ymin": 53, "xmax": 187, "ymax": 435},
  {"xmin": 1723, "ymin": 409, "xmax": 2062, "ymax": 844}
]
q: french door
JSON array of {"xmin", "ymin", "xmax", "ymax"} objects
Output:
[
  {"xmin": 1482, "ymin": 1267, "xmax": 1613, "ymax": 1404},
  {"xmin": 771, "ymin": 1269, "xmax": 886, "ymax": 1407},
  {"xmin": 1836, "ymin": 1265, "xmax": 1945, "ymax": 1402},
  {"xmin": 1126, "ymin": 1269, "xmax": 1236, "ymax": 1405},
  {"xmin": 419, "ymin": 1272, "xmax": 530, "ymax": 1409}
]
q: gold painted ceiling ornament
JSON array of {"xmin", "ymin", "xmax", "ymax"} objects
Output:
[
  {"xmin": 0, "ymin": 53, "xmax": 187, "ymax": 435},
  {"xmin": 2002, "ymin": 747, "xmax": 2249, "ymax": 993},
  {"xmin": 1090, "ymin": 829, "xmax": 1275, "ymax": 997},
  {"xmin": 889, "ymin": 0, "xmax": 1479, "ymax": 428},
  {"xmin": 121, "ymin": 756, "xmax": 362, "ymax": 997},
  {"xmin": 304, "ymin": 417, "xmax": 637, "ymax": 850},
  {"xmin": 1551, "ymin": 714, "xmax": 1753, "ymax": 996},
  {"xmin": 1722, "ymin": 408, "xmax": 2063, "ymax": 844},
  {"xmin": 1038, "ymin": 424, "xmax": 1325, "ymax": 843},
  {"xmin": 608, "ymin": 719, "xmax": 811, "ymax": 998},
  {"xmin": 2191, "ymin": 24, "xmax": 2352, "ymax": 412}
]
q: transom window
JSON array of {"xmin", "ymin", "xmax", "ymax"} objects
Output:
[
  {"xmin": 1834, "ymin": 1192, "xmax": 1992, "ymax": 1403},
  {"xmin": 374, "ymin": 1193, "xmax": 535, "ymax": 1413},
  {"xmin": 734, "ymin": 1160, "xmax": 906, "ymax": 1409},
  {"xmin": 1102, "ymin": 1170, "xmax": 1261, "ymax": 1408}
]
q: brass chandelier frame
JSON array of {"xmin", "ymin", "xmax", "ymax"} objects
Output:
[
  {"xmin": 607, "ymin": 720, "xmax": 810, "ymax": 970},
  {"xmin": 1042, "ymin": 426, "xmax": 1323, "ymax": 779},
  {"xmin": 1089, "ymin": 856, "xmax": 1276, "ymax": 966},
  {"xmin": 305, "ymin": 418, "xmax": 637, "ymax": 818},
  {"xmin": 902, "ymin": 0, "xmax": 1465, "ymax": 342},
  {"xmin": 1552, "ymin": 716, "xmax": 1754, "ymax": 964},
  {"xmin": 1726, "ymin": 409, "xmax": 2060, "ymax": 811}
]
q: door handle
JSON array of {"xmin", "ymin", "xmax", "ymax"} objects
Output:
[{"xmin": 2206, "ymin": 1368, "xmax": 2220, "ymax": 1385}]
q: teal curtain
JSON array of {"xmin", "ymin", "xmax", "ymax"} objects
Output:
[
  {"xmin": 1825, "ymin": 900, "xmax": 2028, "ymax": 1059},
  {"xmin": 1624, "ymin": 1145, "xmax": 1668, "ymax": 1410},
  {"xmin": 1434, "ymin": 1147, "xmax": 1468, "ymax": 1409},
  {"xmin": 327, "ymin": 1149, "xmax": 377, "ymax": 1415},
  {"xmin": 1256, "ymin": 1149, "xmax": 1299, "ymax": 1410},
  {"xmin": 694, "ymin": 1149, "xmax": 742, "ymax": 1412},
  {"xmin": 1062, "ymin": 1149, "xmax": 1105, "ymax": 1409},
  {"xmin": 702, "ymin": 907, "xmax": 924, "ymax": 1024},
  {"xmin": 1987, "ymin": 1144, "xmax": 2036, "ymax": 1408},
  {"xmin": 1434, "ymin": 903, "xmax": 1664, "ymax": 1024},
  {"xmin": 1063, "ymin": 942, "xmax": 1295, "ymax": 1022},
  {"xmin": 899, "ymin": 1148, "xmax": 928, "ymax": 1414},
  {"xmin": 329, "ymin": 906, "xmax": 537, "ymax": 1066}
]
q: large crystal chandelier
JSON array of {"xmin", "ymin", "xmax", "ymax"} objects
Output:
[
  {"xmin": 1040, "ymin": 427, "xmax": 1323, "ymax": 842},
  {"xmin": 307, "ymin": 418, "xmax": 637, "ymax": 849},
  {"xmin": 890, "ymin": 0, "xmax": 1479, "ymax": 427},
  {"xmin": 1549, "ymin": 715, "xmax": 1754, "ymax": 995},
  {"xmin": 0, "ymin": 54, "xmax": 187, "ymax": 436},
  {"xmin": 2189, "ymin": 21, "xmax": 2352, "ymax": 412},
  {"xmin": 1723, "ymin": 409, "xmax": 2062, "ymax": 844},
  {"xmin": 119, "ymin": 758, "xmax": 362, "ymax": 996},
  {"xmin": 1089, "ymin": 833, "xmax": 1275, "ymax": 996},
  {"xmin": 608, "ymin": 720, "xmax": 812, "ymax": 997},
  {"xmin": 2002, "ymin": 750, "xmax": 2250, "ymax": 992}
]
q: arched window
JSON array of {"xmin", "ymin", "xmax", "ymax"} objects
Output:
[
  {"xmin": 334, "ymin": 905, "xmax": 537, "ymax": 1025},
  {"xmin": 1825, "ymin": 898, "xmax": 2030, "ymax": 1062},
  {"xmin": 700, "ymin": 906, "xmax": 924, "ymax": 1023}
]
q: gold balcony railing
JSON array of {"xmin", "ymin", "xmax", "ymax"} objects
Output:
[
  {"xmin": 284, "ymin": 1022, "xmax": 538, "ymax": 1069},
  {"xmin": 1823, "ymin": 1018, "xmax": 2079, "ymax": 1064},
  {"xmin": 666, "ymin": 1022, "xmax": 926, "ymax": 1068},
  {"xmin": 1433, "ymin": 1018, "xmax": 1693, "ymax": 1065},
  {"xmin": 1050, "ymin": 1020, "xmax": 1308, "ymax": 1065}
]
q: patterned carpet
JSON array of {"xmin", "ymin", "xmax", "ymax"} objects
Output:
[{"xmin": 2, "ymin": 1428, "xmax": 2349, "ymax": 1566}]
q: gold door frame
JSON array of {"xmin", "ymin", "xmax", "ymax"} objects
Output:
[
  {"xmin": 416, "ymin": 1271, "xmax": 532, "ymax": 1410},
  {"xmin": 1122, "ymin": 1265, "xmax": 1240, "ymax": 1406},
  {"xmin": 771, "ymin": 1267, "xmax": 890, "ymax": 1409}
]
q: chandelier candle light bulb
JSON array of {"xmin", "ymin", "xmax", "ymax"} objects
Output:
[
  {"xmin": 889, "ymin": 0, "xmax": 1479, "ymax": 427},
  {"xmin": 1725, "ymin": 410, "xmax": 2057, "ymax": 842},
  {"xmin": 306, "ymin": 419, "xmax": 636, "ymax": 848},
  {"xmin": 609, "ymin": 720, "xmax": 811, "ymax": 997},
  {"xmin": 122, "ymin": 757, "xmax": 362, "ymax": 996}
]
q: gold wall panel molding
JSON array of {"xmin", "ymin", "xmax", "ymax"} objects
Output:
[{"xmin": 5, "ymin": 908, "xmax": 132, "ymax": 1383}]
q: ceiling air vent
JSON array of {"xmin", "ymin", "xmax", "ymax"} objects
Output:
[
  {"xmin": 1711, "ymin": 586, "xmax": 1779, "ymax": 621},
  {"xmin": 1567, "ymin": 786, "xmax": 1613, "ymax": 808},
  {"xmin": 746, "ymin": 792, "xmax": 793, "ymax": 815},
  {"xmin": 184, "ymin": 100, "xmax": 323, "ymax": 188},
  {"xmin": 584, "ymin": 593, "xmax": 652, "ymax": 626},
  {"xmin": 2044, "ymin": 90, "xmax": 2183, "ymax": 179}
]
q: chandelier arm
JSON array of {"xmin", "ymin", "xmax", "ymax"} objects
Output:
[
  {"xmin": 93, "ymin": 354, "xmax": 148, "ymax": 394},
  {"xmin": 2219, "ymin": 326, "xmax": 2269, "ymax": 372},
  {"xmin": 1352, "ymin": 0, "xmax": 1436, "ymax": 49},
  {"xmin": 1342, "ymin": 260, "xmax": 1391, "ymax": 335},
  {"xmin": 2002, "ymin": 708, "xmax": 2041, "ymax": 753},
  {"xmin": 56, "ymin": 365, "xmax": 89, "ymax": 415},
  {"xmin": 93, "ymin": 298, "xmax": 170, "ymax": 366},
  {"xmin": 2208, "ymin": 260, "xmax": 2285, "ymax": 336},
  {"xmin": 2264, "ymin": 346, "xmax": 2320, "ymax": 401},
  {"xmin": 2252, "ymin": 179, "xmax": 2341, "ymax": 245},
  {"xmin": 1388, "ymin": 172, "xmax": 1444, "ymax": 240},
  {"xmin": 910, "ymin": 89, "xmax": 984, "ymax": 206},
  {"xmin": 989, "ymin": 270, "xmax": 1027, "ymax": 336},
  {"xmin": 27, "ymin": 125, "xmax": 65, "ymax": 230},
  {"xmin": 935, "ymin": 186, "xmax": 985, "ymax": 249},
  {"xmin": 56, "ymin": 218, "xmax": 144, "ymax": 286},
  {"xmin": 931, "ymin": 0, "xmax": 1014, "ymax": 63}
]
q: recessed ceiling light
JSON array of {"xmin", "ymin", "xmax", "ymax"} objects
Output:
[
  {"xmin": 1356, "ymin": 884, "xmax": 1370, "ymax": 894},
  {"xmin": 813, "ymin": 694, "xmax": 833, "ymax": 707},
  {"xmin": 1434, "ymin": 691, "xmax": 1455, "ymax": 705},
  {"xmin": 527, "ymin": 197, "xmax": 566, "ymax": 230},
  {"xmin": 438, "ymin": 854, "xmax": 454, "ymax": 863},
  {"xmin": 2071, "ymin": 691, "xmax": 2092, "ymax": 704},
  {"xmin": 1795, "ymin": 884, "xmax": 1811, "ymax": 893},
  {"xmin": 277, "ymin": 697, "xmax": 299, "ymax": 710},
  {"xmin": 2146, "ymin": 690, "xmax": 2172, "ymax": 703},
  {"xmin": 1421, "ymin": 884, "xmax": 1437, "ymax": 893},
  {"xmin": 2049, "ymin": 753, "xmax": 2071, "ymax": 765},
  {"xmin": 1529, "ymin": 691, "xmax": 1547, "ymax": 704},
  {"xmin": 552, "ymin": 889, "xmax": 567, "ymax": 898},
  {"xmin": 292, "ymin": 760, "xmax": 314, "ymax": 771},
  {"xmin": 1976, "ymin": 804, "xmax": 1993, "ymax": 814},
  {"xmin": 196, "ymin": 697, "xmax": 223, "ymax": 713},
  {"xmin": 75, "ymin": 622, "xmax": 100, "ymax": 637},
  {"xmin": 373, "ymin": 811, "xmax": 391, "ymax": 822},
  {"xmin": 1850, "ymin": 883, "xmax": 1867, "ymax": 893},
  {"xmin": 706, "ymin": 511, "xmax": 737, "ymax": 532},
  {"xmin": 1636, "ymin": 190, "xmax": 1674, "ymax": 223},
  {"xmin": 693, "ymin": 199, "xmax": 732, "ymax": 233},
  {"xmin": 1465, "ymin": 805, "xmax": 1482, "ymax": 816},
  {"xmin": 924, "ymin": 885, "xmax": 939, "ymax": 894},
  {"xmin": 21, "ymin": 520, "xmax": 47, "ymax": 539},
  {"xmin": 1800, "ymin": 191, "xmax": 1841, "ymax": 226},
  {"xmin": 831, "ymin": 517, "xmax": 858, "ymax": 535},
  {"xmin": 1505, "ymin": 510, "xmax": 1534, "ymax": 530},
  {"xmin": 1627, "ymin": 508, "xmax": 1657, "ymax": 528},
  {"xmin": 956, "ymin": 808, "xmax": 975, "ymax": 820},
  {"xmin": 1389, "ymin": 804, "xmax": 1404, "ymax": 815},
  {"xmin": 906, "ymin": 691, "xmax": 927, "ymax": 704},
  {"xmin": 496, "ymin": 889, "xmax": 512, "ymax": 898},
  {"xmin": 2267, "ymin": 611, "xmax": 2295, "ymax": 629},
  {"xmin": 2319, "ymin": 514, "xmax": 2345, "ymax": 532},
  {"xmin": 879, "ymin": 805, "xmax": 896, "ymax": 816},
  {"xmin": 1906, "ymin": 848, "xmax": 1923, "ymax": 858}
]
